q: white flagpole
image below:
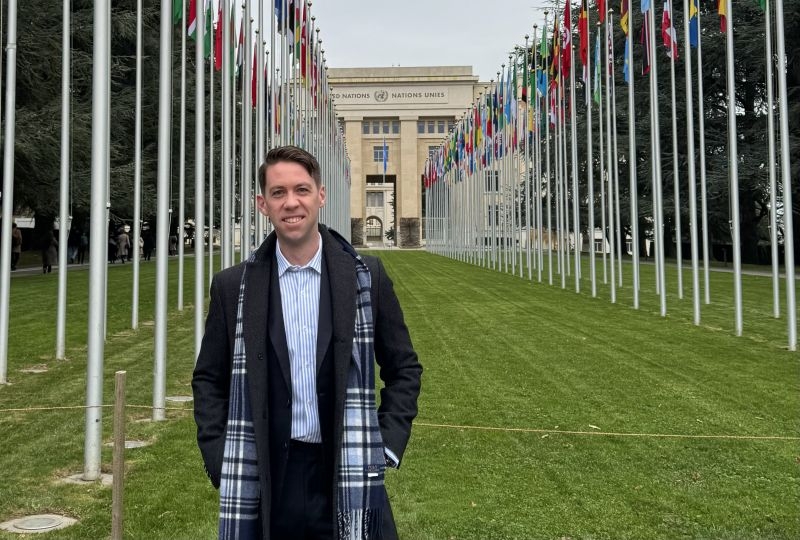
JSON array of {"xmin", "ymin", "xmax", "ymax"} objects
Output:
[
  {"xmin": 627, "ymin": 1, "xmax": 640, "ymax": 309},
  {"xmin": 667, "ymin": 0, "xmax": 682, "ymax": 300},
  {"xmin": 241, "ymin": 0, "xmax": 252, "ymax": 261},
  {"xmin": 696, "ymin": 4, "xmax": 710, "ymax": 304},
  {"xmin": 683, "ymin": 0, "xmax": 700, "ymax": 325},
  {"xmin": 596, "ymin": 28, "xmax": 608, "ymax": 287},
  {"xmin": 772, "ymin": 0, "xmax": 796, "ymax": 350},
  {"xmin": 543, "ymin": 22, "xmax": 553, "ymax": 286},
  {"xmin": 153, "ymin": 0, "xmax": 174, "ymax": 422},
  {"xmin": 648, "ymin": 3, "xmax": 667, "ymax": 317},
  {"xmin": 609, "ymin": 10, "xmax": 623, "ymax": 288},
  {"xmin": 56, "ymin": 0, "xmax": 71, "ymax": 359},
  {"xmin": 586, "ymin": 13, "xmax": 597, "ymax": 297},
  {"xmin": 194, "ymin": 0, "xmax": 206, "ymax": 359},
  {"xmin": 0, "ymin": 0, "xmax": 18, "ymax": 384},
  {"xmin": 208, "ymin": 4, "xmax": 215, "ymax": 281},
  {"xmin": 765, "ymin": 0, "xmax": 779, "ymax": 319},
  {"xmin": 524, "ymin": 36, "xmax": 532, "ymax": 280},
  {"xmin": 723, "ymin": 0, "xmax": 743, "ymax": 336},
  {"xmin": 84, "ymin": 0, "xmax": 110, "ymax": 478},
  {"xmin": 222, "ymin": 0, "xmax": 232, "ymax": 268},
  {"xmin": 603, "ymin": 17, "xmax": 616, "ymax": 303},
  {"xmin": 569, "ymin": 24, "xmax": 581, "ymax": 292},
  {"xmin": 178, "ymin": 0, "xmax": 186, "ymax": 310},
  {"xmin": 132, "ymin": 0, "xmax": 143, "ymax": 329}
]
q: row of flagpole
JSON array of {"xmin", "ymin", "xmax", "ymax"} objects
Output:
[
  {"xmin": 423, "ymin": 0, "xmax": 796, "ymax": 351},
  {"xmin": 0, "ymin": 0, "xmax": 351, "ymax": 480}
]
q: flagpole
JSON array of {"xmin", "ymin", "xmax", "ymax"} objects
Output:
[
  {"xmin": 764, "ymin": 0, "xmax": 779, "ymax": 319},
  {"xmin": 568, "ymin": 26, "xmax": 581, "ymax": 292},
  {"xmin": 609, "ymin": 10, "xmax": 623, "ymax": 288},
  {"xmin": 723, "ymin": 0, "xmax": 743, "ymax": 336},
  {"xmin": 667, "ymin": 0, "xmax": 682, "ymax": 300},
  {"xmin": 586, "ymin": 11, "xmax": 597, "ymax": 298},
  {"xmin": 194, "ymin": 0, "xmax": 205, "ymax": 358},
  {"xmin": 524, "ymin": 36, "xmax": 532, "ymax": 280},
  {"xmin": 241, "ymin": 0, "xmax": 252, "ymax": 261},
  {"xmin": 0, "ymin": 0, "xmax": 18, "ymax": 384},
  {"xmin": 559, "ymin": 71, "xmax": 570, "ymax": 287},
  {"xmin": 683, "ymin": 0, "xmax": 700, "ymax": 325},
  {"xmin": 208, "ymin": 4, "xmax": 215, "ymax": 283},
  {"xmin": 544, "ymin": 14, "xmax": 553, "ymax": 286},
  {"xmin": 83, "ymin": 0, "xmax": 110, "ymax": 477},
  {"xmin": 649, "ymin": 1, "xmax": 667, "ymax": 317},
  {"xmin": 177, "ymin": 0, "xmax": 187, "ymax": 310},
  {"xmin": 603, "ymin": 17, "xmax": 616, "ymax": 303},
  {"xmin": 626, "ymin": 0, "xmax": 640, "ymax": 309},
  {"xmin": 222, "ymin": 0, "xmax": 232, "ymax": 268},
  {"xmin": 772, "ymin": 0, "xmax": 796, "ymax": 350},
  {"xmin": 132, "ymin": 0, "xmax": 143, "ymax": 329},
  {"xmin": 255, "ymin": 28, "xmax": 264, "ymax": 244},
  {"xmin": 153, "ymin": 0, "xmax": 174, "ymax": 422},
  {"xmin": 596, "ymin": 27, "xmax": 608, "ymax": 288},
  {"xmin": 56, "ymin": 0, "xmax": 71, "ymax": 359},
  {"xmin": 695, "ymin": 3, "xmax": 710, "ymax": 304}
]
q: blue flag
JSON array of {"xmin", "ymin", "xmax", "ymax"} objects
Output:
[
  {"xmin": 688, "ymin": 0, "xmax": 699, "ymax": 48},
  {"xmin": 623, "ymin": 37, "xmax": 630, "ymax": 83},
  {"xmin": 536, "ymin": 68, "xmax": 548, "ymax": 97},
  {"xmin": 641, "ymin": 0, "xmax": 650, "ymax": 12},
  {"xmin": 382, "ymin": 137, "xmax": 388, "ymax": 175}
]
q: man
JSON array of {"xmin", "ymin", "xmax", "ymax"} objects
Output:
[
  {"xmin": 193, "ymin": 146, "xmax": 422, "ymax": 540},
  {"xmin": 10, "ymin": 223, "xmax": 22, "ymax": 271}
]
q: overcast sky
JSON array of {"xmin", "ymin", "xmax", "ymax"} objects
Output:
[{"xmin": 310, "ymin": 0, "xmax": 551, "ymax": 82}]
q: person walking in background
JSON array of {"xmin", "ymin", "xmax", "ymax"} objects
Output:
[
  {"xmin": 116, "ymin": 228, "xmax": 130, "ymax": 264},
  {"xmin": 41, "ymin": 230, "xmax": 58, "ymax": 274},
  {"xmin": 11, "ymin": 223, "xmax": 22, "ymax": 271},
  {"xmin": 78, "ymin": 231, "xmax": 88, "ymax": 264},
  {"xmin": 143, "ymin": 229, "xmax": 154, "ymax": 261}
]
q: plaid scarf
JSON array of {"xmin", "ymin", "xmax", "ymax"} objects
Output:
[{"xmin": 219, "ymin": 236, "xmax": 385, "ymax": 539}]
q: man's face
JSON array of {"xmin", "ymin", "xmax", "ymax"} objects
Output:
[{"xmin": 256, "ymin": 161, "xmax": 325, "ymax": 250}]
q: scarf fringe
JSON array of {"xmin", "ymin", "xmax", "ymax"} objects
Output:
[{"xmin": 337, "ymin": 508, "xmax": 383, "ymax": 540}]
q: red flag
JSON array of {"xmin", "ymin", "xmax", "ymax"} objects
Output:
[
  {"xmin": 251, "ymin": 47, "xmax": 257, "ymax": 108},
  {"xmin": 300, "ymin": 2, "xmax": 308, "ymax": 84},
  {"xmin": 561, "ymin": 0, "xmax": 572, "ymax": 76},
  {"xmin": 661, "ymin": 0, "xmax": 679, "ymax": 59},
  {"xmin": 578, "ymin": 0, "xmax": 589, "ymax": 81},
  {"xmin": 717, "ymin": 0, "xmax": 727, "ymax": 32},
  {"xmin": 641, "ymin": 18, "xmax": 651, "ymax": 75},
  {"xmin": 214, "ymin": 2, "xmax": 223, "ymax": 71},
  {"xmin": 598, "ymin": 0, "xmax": 606, "ymax": 22}
]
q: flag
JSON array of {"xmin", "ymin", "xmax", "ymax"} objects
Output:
[
  {"xmin": 579, "ymin": 0, "xmax": 589, "ymax": 82},
  {"xmin": 173, "ymin": 0, "xmax": 183, "ymax": 24},
  {"xmin": 276, "ymin": 0, "xmax": 296, "ymax": 45},
  {"xmin": 188, "ymin": 0, "xmax": 212, "ymax": 57},
  {"xmin": 301, "ymin": 2, "xmax": 309, "ymax": 85},
  {"xmin": 641, "ymin": 0, "xmax": 651, "ymax": 12},
  {"xmin": 689, "ymin": 0, "xmax": 699, "ymax": 47},
  {"xmin": 755, "ymin": 0, "xmax": 766, "ymax": 10},
  {"xmin": 641, "ymin": 17, "xmax": 651, "ymax": 75},
  {"xmin": 718, "ymin": 0, "xmax": 727, "ymax": 32},
  {"xmin": 550, "ymin": 20, "xmax": 561, "ymax": 81},
  {"xmin": 251, "ymin": 48, "xmax": 258, "ymax": 108},
  {"xmin": 235, "ymin": 17, "xmax": 244, "ymax": 77},
  {"xmin": 593, "ymin": 33, "xmax": 601, "ymax": 104},
  {"xmin": 623, "ymin": 37, "xmax": 631, "ymax": 82},
  {"xmin": 661, "ymin": 0, "xmax": 679, "ymax": 59},
  {"xmin": 214, "ymin": 1, "xmax": 223, "ymax": 70},
  {"xmin": 562, "ymin": 0, "xmax": 572, "ymax": 76},
  {"xmin": 522, "ymin": 51, "xmax": 529, "ymax": 102},
  {"xmin": 599, "ymin": 0, "xmax": 606, "ymax": 22},
  {"xmin": 620, "ymin": 0, "xmax": 630, "ymax": 35}
]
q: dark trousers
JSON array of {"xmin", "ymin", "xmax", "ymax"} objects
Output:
[{"xmin": 270, "ymin": 441, "xmax": 334, "ymax": 540}]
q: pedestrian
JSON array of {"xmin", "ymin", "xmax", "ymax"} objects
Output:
[
  {"xmin": 143, "ymin": 229, "xmax": 154, "ymax": 261},
  {"xmin": 41, "ymin": 230, "xmax": 58, "ymax": 274},
  {"xmin": 11, "ymin": 223, "xmax": 22, "ymax": 271},
  {"xmin": 116, "ymin": 228, "xmax": 130, "ymax": 264},
  {"xmin": 78, "ymin": 232, "xmax": 88, "ymax": 264},
  {"xmin": 68, "ymin": 228, "xmax": 80, "ymax": 264},
  {"xmin": 192, "ymin": 146, "xmax": 422, "ymax": 539},
  {"xmin": 108, "ymin": 233, "xmax": 117, "ymax": 264},
  {"xmin": 169, "ymin": 233, "xmax": 178, "ymax": 256}
]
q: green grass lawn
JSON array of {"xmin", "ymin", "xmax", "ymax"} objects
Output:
[{"xmin": 0, "ymin": 250, "xmax": 798, "ymax": 539}]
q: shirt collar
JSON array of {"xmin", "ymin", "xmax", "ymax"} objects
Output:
[{"xmin": 275, "ymin": 234, "xmax": 323, "ymax": 277}]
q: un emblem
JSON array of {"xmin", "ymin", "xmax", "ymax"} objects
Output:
[{"xmin": 374, "ymin": 90, "xmax": 388, "ymax": 103}]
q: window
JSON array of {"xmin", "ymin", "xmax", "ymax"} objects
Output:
[
  {"xmin": 437, "ymin": 120, "xmax": 445, "ymax": 134},
  {"xmin": 373, "ymin": 145, "xmax": 389, "ymax": 162},
  {"xmin": 448, "ymin": 120, "xmax": 455, "ymax": 132},
  {"xmin": 362, "ymin": 121, "xmax": 369, "ymax": 135},
  {"xmin": 484, "ymin": 170, "xmax": 499, "ymax": 193},
  {"xmin": 417, "ymin": 121, "xmax": 425, "ymax": 134},
  {"xmin": 392, "ymin": 120, "xmax": 400, "ymax": 134},
  {"xmin": 382, "ymin": 120, "xmax": 390, "ymax": 134},
  {"xmin": 372, "ymin": 121, "xmax": 380, "ymax": 134},
  {"xmin": 365, "ymin": 217, "xmax": 383, "ymax": 241},
  {"xmin": 595, "ymin": 240, "xmax": 604, "ymax": 253},
  {"xmin": 366, "ymin": 191, "xmax": 384, "ymax": 207},
  {"xmin": 427, "ymin": 120, "xmax": 435, "ymax": 133}
]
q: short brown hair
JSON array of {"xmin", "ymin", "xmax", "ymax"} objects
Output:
[{"xmin": 258, "ymin": 145, "xmax": 322, "ymax": 194}]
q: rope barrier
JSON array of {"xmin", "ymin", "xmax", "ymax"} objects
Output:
[{"xmin": 2, "ymin": 404, "xmax": 798, "ymax": 442}]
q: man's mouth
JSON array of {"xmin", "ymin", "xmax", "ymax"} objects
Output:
[{"xmin": 283, "ymin": 216, "xmax": 303, "ymax": 224}]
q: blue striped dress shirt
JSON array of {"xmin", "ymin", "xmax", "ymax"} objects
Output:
[{"xmin": 276, "ymin": 237, "xmax": 323, "ymax": 443}]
